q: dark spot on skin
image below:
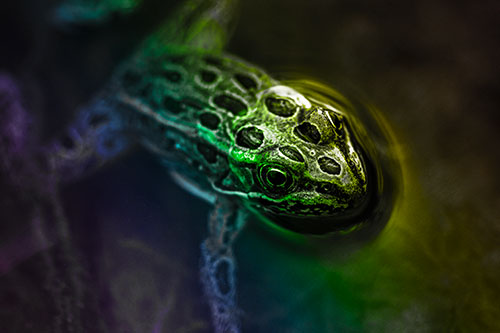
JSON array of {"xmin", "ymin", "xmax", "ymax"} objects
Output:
[
  {"xmin": 318, "ymin": 156, "xmax": 341, "ymax": 175},
  {"xmin": 279, "ymin": 146, "xmax": 304, "ymax": 162},
  {"xmin": 200, "ymin": 113, "xmax": 220, "ymax": 130},
  {"xmin": 265, "ymin": 97, "xmax": 296, "ymax": 117},
  {"xmin": 294, "ymin": 122, "xmax": 321, "ymax": 144},
  {"xmin": 162, "ymin": 96, "xmax": 182, "ymax": 114},
  {"xmin": 162, "ymin": 96, "xmax": 205, "ymax": 115},
  {"xmin": 200, "ymin": 70, "xmax": 217, "ymax": 83},
  {"xmin": 235, "ymin": 73, "xmax": 257, "ymax": 90},
  {"xmin": 197, "ymin": 142, "xmax": 218, "ymax": 164},
  {"xmin": 213, "ymin": 94, "xmax": 247, "ymax": 115},
  {"xmin": 204, "ymin": 56, "xmax": 223, "ymax": 67},
  {"xmin": 236, "ymin": 126, "xmax": 264, "ymax": 149},
  {"xmin": 162, "ymin": 70, "xmax": 181, "ymax": 83},
  {"xmin": 60, "ymin": 134, "xmax": 75, "ymax": 150},
  {"xmin": 214, "ymin": 259, "xmax": 232, "ymax": 295},
  {"xmin": 89, "ymin": 114, "xmax": 109, "ymax": 128},
  {"xmin": 181, "ymin": 97, "xmax": 204, "ymax": 110}
]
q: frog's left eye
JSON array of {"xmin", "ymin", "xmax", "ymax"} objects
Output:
[{"xmin": 258, "ymin": 164, "xmax": 295, "ymax": 193}]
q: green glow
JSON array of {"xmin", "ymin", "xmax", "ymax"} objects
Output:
[
  {"xmin": 236, "ymin": 116, "xmax": 438, "ymax": 330},
  {"xmin": 51, "ymin": 0, "xmax": 500, "ymax": 330}
]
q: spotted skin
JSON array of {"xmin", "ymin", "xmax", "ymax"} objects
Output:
[
  {"xmin": 39, "ymin": 0, "xmax": 381, "ymax": 332},
  {"xmin": 103, "ymin": 49, "xmax": 370, "ymax": 233}
]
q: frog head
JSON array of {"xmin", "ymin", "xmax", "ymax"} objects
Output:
[{"xmin": 225, "ymin": 84, "xmax": 379, "ymax": 235}]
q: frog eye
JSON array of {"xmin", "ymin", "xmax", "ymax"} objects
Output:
[
  {"xmin": 265, "ymin": 168, "xmax": 287, "ymax": 187},
  {"xmin": 258, "ymin": 164, "xmax": 294, "ymax": 193}
]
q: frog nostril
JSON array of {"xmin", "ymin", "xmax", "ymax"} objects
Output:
[
  {"xmin": 318, "ymin": 156, "xmax": 341, "ymax": 175},
  {"xmin": 316, "ymin": 182, "xmax": 335, "ymax": 195},
  {"xmin": 236, "ymin": 126, "xmax": 264, "ymax": 149},
  {"xmin": 294, "ymin": 122, "xmax": 321, "ymax": 144}
]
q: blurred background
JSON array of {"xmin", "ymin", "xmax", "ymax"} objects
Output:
[{"xmin": 1, "ymin": 0, "xmax": 499, "ymax": 331}]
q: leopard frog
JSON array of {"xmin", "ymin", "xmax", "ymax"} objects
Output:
[{"xmin": 43, "ymin": 0, "xmax": 398, "ymax": 331}]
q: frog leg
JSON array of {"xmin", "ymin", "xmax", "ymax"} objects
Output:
[
  {"xmin": 142, "ymin": 0, "xmax": 239, "ymax": 57},
  {"xmin": 53, "ymin": 0, "xmax": 142, "ymax": 26},
  {"xmin": 201, "ymin": 197, "xmax": 247, "ymax": 333}
]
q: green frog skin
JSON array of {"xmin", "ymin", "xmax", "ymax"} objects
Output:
[
  {"xmin": 53, "ymin": 48, "xmax": 371, "ymax": 233},
  {"xmin": 38, "ymin": 0, "xmax": 396, "ymax": 332}
]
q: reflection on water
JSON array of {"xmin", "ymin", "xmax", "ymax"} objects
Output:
[{"xmin": 1, "ymin": 0, "xmax": 500, "ymax": 331}]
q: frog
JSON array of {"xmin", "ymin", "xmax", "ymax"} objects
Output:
[{"xmin": 1, "ymin": 0, "xmax": 399, "ymax": 332}]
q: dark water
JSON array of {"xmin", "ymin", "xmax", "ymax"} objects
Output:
[{"xmin": 1, "ymin": 0, "xmax": 499, "ymax": 331}]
